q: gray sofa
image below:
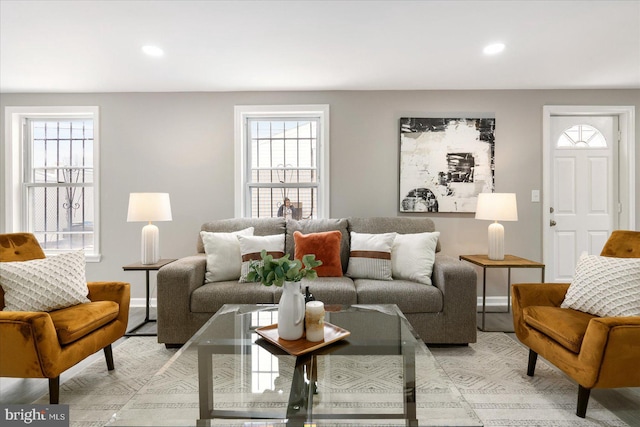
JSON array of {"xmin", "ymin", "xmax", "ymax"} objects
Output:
[{"xmin": 157, "ymin": 217, "xmax": 477, "ymax": 346}]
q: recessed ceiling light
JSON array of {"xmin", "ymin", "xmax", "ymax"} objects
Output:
[
  {"xmin": 142, "ymin": 45, "xmax": 164, "ymax": 57},
  {"xmin": 483, "ymin": 43, "xmax": 505, "ymax": 55}
]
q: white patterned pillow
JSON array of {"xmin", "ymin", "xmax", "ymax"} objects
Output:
[
  {"xmin": 237, "ymin": 234, "xmax": 286, "ymax": 283},
  {"xmin": 346, "ymin": 232, "xmax": 396, "ymax": 280},
  {"xmin": 201, "ymin": 227, "xmax": 254, "ymax": 283},
  {"xmin": 0, "ymin": 251, "xmax": 90, "ymax": 312},
  {"xmin": 391, "ymin": 232, "xmax": 440, "ymax": 285},
  {"xmin": 561, "ymin": 254, "xmax": 640, "ymax": 317}
]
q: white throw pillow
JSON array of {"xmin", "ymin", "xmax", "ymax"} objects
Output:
[
  {"xmin": 346, "ymin": 232, "xmax": 396, "ymax": 280},
  {"xmin": 391, "ymin": 232, "xmax": 440, "ymax": 285},
  {"xmin": 0, "ymin": 251, "xmax": 90, "ymax": 312},
  {"xmin": 561, "ymin": 253, "xmax": 640, "ymax": 317},
  {"xmin": 200, "ymin": 227, "xmax": 254, "ymax": 283},
  {"xmin": 237, "ymin": 234, "xmax": 286, "ymax": 283}
]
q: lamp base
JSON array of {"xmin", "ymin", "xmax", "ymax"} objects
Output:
[
  {"xmin": 487, "ymin": 221, "xmax": 505, "ymax": 261},
  {"xmin": 141, "ymin": 223, "xmax": 160, "ymax": 265}
]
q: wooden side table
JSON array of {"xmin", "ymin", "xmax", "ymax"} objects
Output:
[
  {"xmin": 123, "ymin": 258, "xmax": 176, "ymax": 336},
  {"xmin": 459, "ymin": 254, "xmax": 545, "ymax": 332}
]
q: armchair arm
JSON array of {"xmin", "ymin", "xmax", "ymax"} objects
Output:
[
  {"xmin": 578, "ymin": 316, "xmax": 640, "ymax": 388},
  {"xmin": 87, "ymin": 281, "xmax": 130, "ymax": 303},
  {"xmin": 157, "ymin": 254, "xmax": 206, "ymax": 343},
  {"xmin": 87, "ymin": 281, "xmax": 130, "ymax": 326},
  {"xmin": 433, "ymin": 254, "xmax": 477, "ymax": 341},
  {"xmin": 512, "ymin": 283, "xmax": 570, "ymax": 310},
  {"xmin": 512, "ymin": 283, "xmax": 570, "ymax": 339},
  {"xmin": 0, "ymin": 311, "xmax": 60, "ymax": 378}
]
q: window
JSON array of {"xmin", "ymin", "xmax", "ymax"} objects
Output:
[
  {"xmin": 235, "ymin": 105, "xmax": 330, "ymax": 219},
  {"xmin": 4, "ymin": 107, "xmax": 100, "ymax": 261},
  {"xmin": 557, "ymin": 124, "xmax": 607, "ymax": 148}
]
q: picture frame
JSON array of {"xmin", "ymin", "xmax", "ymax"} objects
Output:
[{"xmin": 399, "ymin": 117, "xmax": 495, "ymax": 213}]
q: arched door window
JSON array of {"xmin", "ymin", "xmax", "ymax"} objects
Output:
[{"xmin": 557, "ymin": 124, "xmax": 607, "ymax": 148}]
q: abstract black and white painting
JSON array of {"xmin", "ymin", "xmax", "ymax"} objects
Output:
[{"xmin": 399, "ymin": 117, "xmax": 495, "ymax": 213}]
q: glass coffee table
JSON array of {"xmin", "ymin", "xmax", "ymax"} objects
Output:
[{"xmin": 111, "ymin": 304, "xmax": 481, "ymax": 426}]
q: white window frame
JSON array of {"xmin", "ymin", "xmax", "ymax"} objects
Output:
[
  {"xmin": 234, "ymin": 105, "xmax": 330, "ymax": 219},
  {"xmin": 4, "ymin": 106, "xmax": 101, "ymax": 262}
]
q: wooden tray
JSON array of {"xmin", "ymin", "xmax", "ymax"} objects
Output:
[{"xmin": 255, "ymin": 322, "xmax": 350, "ymax": 356}]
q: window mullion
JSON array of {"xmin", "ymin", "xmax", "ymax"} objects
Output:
[{"xmin": 248, "ymin": 183, "xmax": 318, "ymax": 190}]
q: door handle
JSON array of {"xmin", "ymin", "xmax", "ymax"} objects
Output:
[{"xmin": 550, "ymin": 220, "xmax": 557, "ymax": 227}]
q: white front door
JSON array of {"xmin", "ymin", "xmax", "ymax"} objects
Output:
[{"xmin": 546, "ymin": 115, "xmax": 618, "ymax": 282}]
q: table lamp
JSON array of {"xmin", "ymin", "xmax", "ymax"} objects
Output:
[
  {"xmin": 475, "ymin": 193, "xmax": 518, "ymax": 260},
  {"xmin": 127, "ymin": 193, "xmax": 172, "ymax": 265}
]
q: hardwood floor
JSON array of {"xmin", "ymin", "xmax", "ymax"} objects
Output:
[
  {"xmin": 476, "ymin": 310, "xmax": 514, "ymax": 332},
  {"xmin": 1, "ymin": 307, "xmax": 638, "ymax": 426}
]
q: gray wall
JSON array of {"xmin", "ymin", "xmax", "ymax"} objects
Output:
[{"xmin": 2, "ymin": 90, "xmax": 638, "ymax": 301}]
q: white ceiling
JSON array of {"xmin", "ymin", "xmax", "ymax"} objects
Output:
[{"xmin": 1, "ymin": 0, "xmax": 639, "ymax": 93}]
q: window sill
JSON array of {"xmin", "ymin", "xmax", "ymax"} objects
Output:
[
  {"xmin": 85, "ymin": 254, "xmax": 102, "ymax": 263},
  {"xmin": 43, "ymin": 252, "xmax": 102, "ymax": 263}
]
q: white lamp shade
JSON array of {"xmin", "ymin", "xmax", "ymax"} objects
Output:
[
  {"xmin": 127, "ymin": 193, "xmax": 172, "ymax": 222},
  {"xmin": 475, "ymin": 193, "xmax": 518, "ymax": 221}
]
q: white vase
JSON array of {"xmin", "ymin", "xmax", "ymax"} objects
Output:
[{"xmin": 278, "ymin": 281, "xmax": 305, "ymax": 340}]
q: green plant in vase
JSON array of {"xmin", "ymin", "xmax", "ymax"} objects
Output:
[
  {"xmin": 248, "ymin": 250, "xmax": 323, "ymax": 340},
  {"xmin": 247, "ymin": 250, "xmax": 322, "ymax": 287}
]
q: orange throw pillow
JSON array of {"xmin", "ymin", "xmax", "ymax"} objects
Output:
[{"xmin": 293, "ymin": 230, "xmax": 343, "ymax": 277}]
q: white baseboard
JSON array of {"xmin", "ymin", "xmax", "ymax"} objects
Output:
[
  {"xmin": 130, "ymin": 298, "xmax": 157, "ymax": 308},
  {"xmin": 130, "ymin": 297, "xmax": 508, "ymax": 310},
  {"xmin": 477, "ymin": 296, "xmax": 509, "ymax": 309}
]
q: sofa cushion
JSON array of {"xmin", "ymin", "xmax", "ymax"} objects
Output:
[
  {"xmin": 294, "ymin": 230, "xmax": 343, "ymax": 277},
  {"xmin": 391, "ymin": 232, "xmax": 440, "ymax": 286},
  {"xmin": 275, "ymin": 277, "xmax": 357, "ymax": 305},
  {"xmin": 201, "ymin": 227, "xmax": 254, "ymax": 283},
  {"xmin": 0, "ymin": 251, "xmax": 90, "ymax": 312},
  {"xmin": 49, "ymin": 300, "xmax": 119, "ymax": 345},
  {"xmin": 237, "ymin": 234, "xmax": 285, "ymax": 282},
  {"xmin": 198, "ymin": 218, "xmax": 286, "ymax": 253},
  {"xmin": 191, "ymin": 281, "xmax": 276, "ymax": 313},
  {"xmin": 523, "ymin": 306, "xmax": 595, "ymax": 354},
  {"xmin": 346, "ymin": 231, "xmax": 395, "ymax": 280},
  {"xmin": 286, "ymin": 218, "xmax": 350, "ymax": 273},
  {"xmin": 354, "ymin": 279, "xmax": 443, "ymax": 314},
  {"xmin": 348, "ymin": 217, "xmax": 441, "ymax": 252}
]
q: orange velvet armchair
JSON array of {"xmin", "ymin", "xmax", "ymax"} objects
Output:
[
  {"xmin": 512, "ymin": 230, "xmax": 640, "ymax": 418},
  {"xmin": 0, "ymin": 233, "xmax": 130, "ymax": 404}
]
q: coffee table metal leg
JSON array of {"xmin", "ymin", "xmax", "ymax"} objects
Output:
[
  {"xmin": 403, "ymin": 343, "xmax": 417, "ymax": 425},
  {"xmin": 287, "ymin": 354, "xmax": 313, "ymax": 423},
  {"xmin": 198, "ymin": 346, "xmax": 214, "ymax": 420}
]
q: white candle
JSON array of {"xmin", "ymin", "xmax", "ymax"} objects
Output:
[{"xmin": 305, "ymin": 301, "xmax": 325, "ymax": 342}]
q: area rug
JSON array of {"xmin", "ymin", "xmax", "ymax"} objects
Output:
[
  {"xmin": 429, "ymin": 333, "xmax": 629, "ymax": 426},
  {"xmin": 32, "ymin": 332, "xmax": 629, "ymax": 427},
  {"xmin": 32, "ymin": 338, "xmax": 179, "ymax": 427}
]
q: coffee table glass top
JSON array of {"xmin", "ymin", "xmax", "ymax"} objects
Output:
[{"xmin": 110, "ymin": 304, "xmax": 482, "ymax": 426}]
